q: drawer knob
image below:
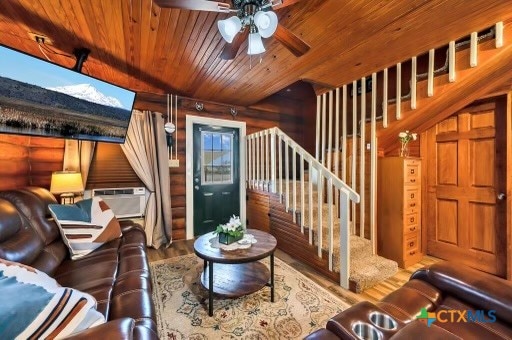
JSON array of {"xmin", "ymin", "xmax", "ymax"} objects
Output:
[
  {"xmin": 410, "ymin": 169, "xmax": 415, "ymax": 174},
  {"xmin": 410, "ymin": 251, "xmax": 416, "ymax": 256},
  {"xmin": 410, "ymin": 179, "xmax": 416, "ymax": 183},
  {"xmin": 410, "ymin": 203, "xmax": 416, "ymax": 207},
  {"xmin": 409, "ymin": 242, "xmax": 414, "ymax": 247},
  {"xmin": 411, "ymin": 194, "xmax": 415, "ymax": 199},
  {"xmin": 409, "ymin": 227, "xmax": 416, "ymax": 232},
  {"xmin": 410, "ymin": 217, "xmax": 414, "ymax": 223}
]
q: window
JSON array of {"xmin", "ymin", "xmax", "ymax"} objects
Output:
[
  {"xmin": 86, "ymin": 142, "xmax": 143, "ymax": 189},
  {"xmin": 201, "ymin": 131, "xmax": 233, "ymax": 184}
]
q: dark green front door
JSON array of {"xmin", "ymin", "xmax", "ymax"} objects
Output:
[{"xmin": 193, "ymin": 123, "xmax": 240, "ymax": 236}]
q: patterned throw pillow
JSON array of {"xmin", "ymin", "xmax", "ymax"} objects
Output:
[
  {"xmin": 0, "ymin": 259, "xmax": 105, "ymax": 339},
  {"xmin": 49, "ymin": 197, "xmax": 122, "ymax": 260}
]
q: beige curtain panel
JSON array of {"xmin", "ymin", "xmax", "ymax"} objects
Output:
[
  {"xmin": 63, "ymin": 139, "xmax": 96, "ymax": 187},
  {"xmin": 121, "ymin": 110, "xmax": 172, "ymax": 248}
]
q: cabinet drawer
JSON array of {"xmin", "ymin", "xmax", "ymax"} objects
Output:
[
  {"xmin": 404, "ymin": 224, "xmax": 419, "ymax": 234},
  {"xmin": 404, "ymin": 212, "xmax": 419, "ymax": 227},
  {"xmin": 404, "ymin": 199, "xmax": 419, "ymax": 214},
  {"xmin": 404, "ymin": 233, "xmax": 419, "ymax": 257},
  {"xmin": 404, "ymin": 166, "xmax": 420, "ymax": 185},
  {"xmin": 404, "ymin": 187, "xmax": 420, "ymax": 202}
]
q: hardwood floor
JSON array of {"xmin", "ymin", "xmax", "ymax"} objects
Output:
[{"xmin": 148, "ymin": 239, "xmax": 440, "ymax": 305}]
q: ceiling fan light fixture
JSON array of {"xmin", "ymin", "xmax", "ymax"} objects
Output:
[
  {"xmin": 218, "ymin": 16, "xmax": 242, "ymax": 43},
  {"xmin": 254, "ymin": 11, "xmax": 278, "ymax": 38},
  {"xmin": 248, "ymin": 32, "xmax": 266, "ymax": 55}
]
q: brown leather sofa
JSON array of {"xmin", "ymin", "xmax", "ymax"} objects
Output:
[
  {"xmin": 305, "ymin": 262, "xmax": 512, "ymax": 339},
  {"xmin": 0, "ymin": 187, "xmax": 157, "ymax": 339}
]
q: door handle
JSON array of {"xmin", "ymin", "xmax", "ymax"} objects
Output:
[
  {"xmin": 498, "ymin": 193, "xmax": 506, "ymax": 201},
  {"xmin": 194, "ymin": 185, "xmax": 199, "ymax": 190}
]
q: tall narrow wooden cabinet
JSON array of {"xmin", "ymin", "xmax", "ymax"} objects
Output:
[{"xmin": 377, "ymin": 157, "xmax": 422, "ymax": 268}]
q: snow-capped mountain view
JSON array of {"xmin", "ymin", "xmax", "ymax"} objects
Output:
[{"xmin": 47, "ymin": 84, "xmax": 124, "ymax": 109}]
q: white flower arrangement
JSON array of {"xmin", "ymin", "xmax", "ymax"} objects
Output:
[
  {"xmin": 215, "ymin": 215, "xmax": 244, "ymax": 237},
  {"xmin": 398, "ymin": 130, "xmax": 417, "ymax": 157}
]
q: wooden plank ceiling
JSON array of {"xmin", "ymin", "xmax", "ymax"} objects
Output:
[{"xmin": 0, "ymin": 0, "xmax": 511, "ymax": 106}]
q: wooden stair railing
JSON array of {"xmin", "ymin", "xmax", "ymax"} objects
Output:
[
  {"xmin": 314, "ymin": 21, "xmax": 511, "ymax": 255},
  {"xmin": 246, "ymin": 127, "xmax": 360, "ymax": 288}
]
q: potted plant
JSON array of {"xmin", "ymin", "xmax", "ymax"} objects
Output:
[{"xmin": 215, "ymin": 215, "xmax": 244, "ymax": 245}]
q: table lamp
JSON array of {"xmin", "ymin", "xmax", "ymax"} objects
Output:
[{"xmin": 50, "ymin": 171, "xmax": 84, "ymax": 204}]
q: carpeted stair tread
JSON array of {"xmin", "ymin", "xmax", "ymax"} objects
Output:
[{"xmin": 278, "ymin": 178, "xmax": 398, "ymax": 293}]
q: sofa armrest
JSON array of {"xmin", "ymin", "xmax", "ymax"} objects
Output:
[
  {"xmin": 411, "ymin": 262, "xmax": 512, "ymax": 324},
  {"xmin": 64, "ymin": 318, "xmax": 134, "ymax": 340}
]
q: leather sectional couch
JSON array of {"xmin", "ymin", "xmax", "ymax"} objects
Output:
[
  {"xmin": 306, "ymin": 262, "xmax": 512, "ymax": 339},
  {"xmin": 0, "ymin": 187, "xmax": 157, "ymax": 339}
]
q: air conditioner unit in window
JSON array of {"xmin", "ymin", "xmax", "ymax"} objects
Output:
[{"xmin": 91, "ymin": 187, "xmax": 146, "ymax": 218}]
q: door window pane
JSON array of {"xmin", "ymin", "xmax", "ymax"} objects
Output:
[{"xmin": 202, "ymin": 131, "xmax": 233, "ymax": 184}]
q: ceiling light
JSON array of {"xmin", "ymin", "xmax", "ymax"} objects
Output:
[
  {"xmin": 217, "ymin": 16, "xmax": 242, "ymax": 43},
  {"xmin": 248, "ymin": 33, "xmax": 266, "ymax": 55},
  {"xmin": 254, "ymin": 11, "xmax": 278, "ymax": 38}
]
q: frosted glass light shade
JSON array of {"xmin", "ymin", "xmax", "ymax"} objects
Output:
[
  {"xmin": 254, "ymin": 11, "xmax": 278, "ymax": 38},
  {"xmin": 248, "ymin": 33, "xmax": 266, "ymax": 55},
  {"xmin": 50, "ymin": 171, "xmax": 84, "ymax": 194},
  {"xmin": 218, "ymin": 16, "xmax": 242, "ymax": 43}
]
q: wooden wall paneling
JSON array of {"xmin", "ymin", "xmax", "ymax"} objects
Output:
[
  {"xmin": 505, "ymin": 92, "xmax": 512, "ymax": 280},
  {"xmin": 135, "ymin": 92, "xmax": 305, "ymax": 239},
  {"xmin": 246, "ymin": 190, "xmax": 270, "ymax": 232}
]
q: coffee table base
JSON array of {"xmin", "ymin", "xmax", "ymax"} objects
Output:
[
  {"xmin": 200, "ymin": 257, "xmax": 275, "ymax": 316},
  {"xmin": 201, "ymin": 262, "xmax": 270, "ymax": 297}
]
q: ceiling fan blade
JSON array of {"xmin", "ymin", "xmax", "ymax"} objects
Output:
[
  {"xmin": 154, "ymin": 0, "xmax": 230, "ymax": 13},
  {"xmin": 220, "ymin": 29, "xmax": 249, "ymax": 60},
  {"xmin": 272, "ymin": 0, "xmax": 305, "ymax": 10},
  {"xmin": 274, "ymin": 24, "xmax": 310, "ymax": 57}
]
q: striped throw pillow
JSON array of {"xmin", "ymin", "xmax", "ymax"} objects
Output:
[
  {"xmin": 49, "ymin": 197, "xmax": 122, "ymax": 260},
  {"xmin": 0, "ymin": 259, "xmax": 105, "ymax": 339}
]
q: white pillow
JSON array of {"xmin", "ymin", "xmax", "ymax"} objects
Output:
[
  {"xmin": 49, "ymin": 197, "xmax": 122, "ymax": 259},
  {"xmin": 0, "ymin": 258, "xmax": 105, "ymax": 339}
]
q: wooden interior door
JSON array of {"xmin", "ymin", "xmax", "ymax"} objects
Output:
[{"xmin": 424, "ymin": 99, "xmax": 507, "ymax": 277}]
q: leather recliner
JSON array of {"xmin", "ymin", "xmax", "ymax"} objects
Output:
[
  {"xmin": 305, "ymin": 262, "xmax": 512, "ymax": 339},
  {"xmin": 0, "ymin": 187, "xmax": 157, "ymax": 339}
]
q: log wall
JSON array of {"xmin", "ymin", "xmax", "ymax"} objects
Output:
[
  {"xmin": 0, "ymin": 135, "xmax": 65, "ymax": 191},
  {"xmin": 134, "ymin": 93, "xmax": 309, "ymax": 240}
]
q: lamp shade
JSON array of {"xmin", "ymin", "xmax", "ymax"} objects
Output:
[
  {"xmin": 218, "ymin": 16, "xmax": 242, "ymax": 43},
  {"xmin": 254, "ymin": 11, "xmax": 278, "ymax": 38},
  {"xmin": 248, "ymin": 33, "xmax": 266, "ymax": 55},
  {"xmin": 50, "ymin": 171, "xmax": 84, "ymax": 194}
]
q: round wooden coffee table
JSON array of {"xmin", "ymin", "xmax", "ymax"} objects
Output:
[{"xmin": 193, "ymin": 228, "xmax": 277, "ymax": 316}]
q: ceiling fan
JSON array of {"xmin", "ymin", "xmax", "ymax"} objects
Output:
[{"xmin": 154, "ymin": 0, "xmax": 311, "ymax": 60}]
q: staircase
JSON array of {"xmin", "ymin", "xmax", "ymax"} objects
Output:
[
  {"xmin": 295, "ymin": 179, "xmax": 397, "ymax": 292},
  {"xmin": 246, "ymin": 20, "xmax": 512, "ymax": 293}
]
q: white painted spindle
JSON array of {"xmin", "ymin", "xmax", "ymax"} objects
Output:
[
  {"xmin": 300, "ymin": 153, "xmax": 305, "ymax": 233},
  {"xmin": 370, "ymin": 73, "xmax": 377, "ymax": 254},
  {"xmin": 428, "ymin": 49, "xmax": 434, "ymax": 97},
  {"xmin": 292, "ymin": 146, "xmax": 297, "ymax": 223},
  {"xmin": 396, "ymin": 62, "xmax": 402, "ymax": 120},
  {"xmin": 327, "ymin": 91, "xmax": 333, "ymax": 171},
  {"xmin": 321, "ymin": 93, "xmax": 327, "ymax": 166},
  {"xmin": 360, "ymin": 77, "xmax": 366, "ymax": 238},
  {"xmin": 342, "ymin": 85, "xmax": 347, "ymax": 182},
  {"xmin": 383, "ymin": 68, "xmax": 388, "ymax": 128},
  {"xmin": 270, "ymin": 129, "xmax": 276, "ymax": 193},
  {"xmin": 315, "ymin": 96, "xmax": 321, "ymax": 161},
  {"xmin": 496, "ymin": 22, "xmax": 504, "ymax": 48},
  {"xmin": 351, "ymin": 81, "xmax": 358, "ymax": 235},
  {"xmin": 339, "ymin": 188, "xmax": 350, "ymax": 289},
  {"xmin": 470, "ymin": 32, "xmax": 478, "ymax": 67},
  {"xmin": 327, "ymin": 177, "xmax": 333, "ymax": 271},
  {"xmin": 448, "ymin": 41, "xmax": 456, "ymax": 82},
  {"xmin": 411, "ymin": 57, "xmax": 417, "ymax": 109},
  {"xmin": 317, "ymin": 175, "xmax": 323, "ymax": 258}
]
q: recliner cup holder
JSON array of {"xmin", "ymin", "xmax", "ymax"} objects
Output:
[
  {"xmin": 352, "ymin": 322, "xmax": 381, "ymax": 340},
  {"xmin": 369, "ymin": 311, "xmax": 398, "ymax": 330}
]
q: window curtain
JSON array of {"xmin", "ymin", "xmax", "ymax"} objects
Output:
[
  {"xmin": 121, "ymin": 110, "xmax": 172, "ymax": 248},
  {"xmin": 63, "ymin": 140, "xmax": 96, "ymax": 187}
]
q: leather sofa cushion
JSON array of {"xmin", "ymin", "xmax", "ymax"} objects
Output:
[
  {"xmin": 0, "ymin": 198, "xmax": 43, "ymax": 264},
  {"xmin": 412, "ymin": 262, "xmax": 512, "ymax": 324},
  {"xmin": 378, "ymin": 279, "xmax": 442, "ymax": 322}
]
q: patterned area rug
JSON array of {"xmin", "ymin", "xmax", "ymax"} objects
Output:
[{"xmin": 150, "ymin": 254, "xmax": 351, "ymax": 339}]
